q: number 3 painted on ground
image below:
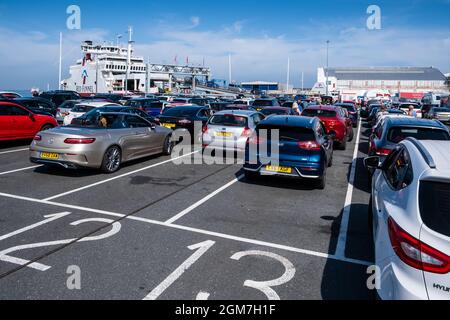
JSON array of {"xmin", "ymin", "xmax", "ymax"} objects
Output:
[{"xmin": 230, "ymin": 250, "xmax": 296, "ymax": 300}]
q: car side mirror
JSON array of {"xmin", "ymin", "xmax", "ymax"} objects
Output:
[{"xmin": 364, "ymin": 156, "xmax": 381, "ymax": 170}]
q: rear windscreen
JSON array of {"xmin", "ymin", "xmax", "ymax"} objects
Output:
[
  {"xmin": 257, "ymin": 125, "xmax": 315, "ymax": 142},
  {"xmin": 253, "ymin": 100, "xmax": 274, "ymax": 107},
  {"xmin": 210, "ymin": 115, "xmax": 248, "ymax": 127},
  {"xmin": 72, "ymin": 105, "xmax": 95, "ymax": 113},
  {"xmin": 387, "ymin": 127, "xmax": 450, "ymax": 143},
  {"xmin": 419, "ymin": 181, "xmax": 450, "ymax": 237},
  {"xmin": 302, "ymin": 109, "xmax": 336, "ymax": 118}
]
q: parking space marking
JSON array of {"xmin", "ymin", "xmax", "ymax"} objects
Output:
[
  {"xmin": 43, "ymin": 151, "xmax": 199, "ymax": 201},
  {"xmin": 165, "ymin": 175, "xmax": 244, "ymax": 224},
  {"xmin": 144, "ymin": 240, "xmax": 216, "ymax": 300},
  {"xmin": 0, "ymin": 212, "xmax": 72, "ymax": 242},
  {"xmin": 0, "ymin": 148, "xmax": 29, "ymax": 155},
  {"xmin": 0, "ymin": 191, "xmax": 372, "ymax": 267},
  {"xmin": 335, "ymin": 119, "xmax": 362, "ymax": 259},
  {"xmin": 0, "ymin": 165, "xmax": 42, "ymax": 176}
]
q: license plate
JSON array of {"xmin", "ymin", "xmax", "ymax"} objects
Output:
[
  {"xmin": 265, "ymin": 166, "xmax": 292, "ymax": 174},
  {"xmin": 162, "ymin": 123, "xmax": 176, "ymax": 129},
  {"xmin": 40, "ymin": 152, "xmax": 59, "ymax": 160},
  {"xmin": 215, "ymin": 132, "xmax": 233, "ymax": 138}
]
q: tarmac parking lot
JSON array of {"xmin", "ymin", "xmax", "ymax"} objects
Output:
[{"xmin": 0, "ymin": 122, "xmax": 379, "ymax": 300}]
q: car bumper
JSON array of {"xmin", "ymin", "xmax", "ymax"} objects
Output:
[
  {"xmin": 203, "ymin": 136, "xmax": 248, "ymax": 152},
  {"xmin": 30, "ymin": 149, "xmax": 102, "ymax": 169},
  {"xmin": 243, "ymin": 161, "xmax": 324, "ymax": 179}
]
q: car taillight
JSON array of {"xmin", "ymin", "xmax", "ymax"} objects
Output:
[
  {"xmin": 154, "ymin": 118, "xmax": 160, "ymax": 124},
  {"xmin": 248, "ymin": 135, "xmax": 265, "ymax": 145},
  {"xmin": 375, "ymin": 148, "xmax": 392, "ymax": 156},
  {"xmin": 178, "ymin": 119, "xmax": 192, "ymax": 125},
  {"xmin": 298, "ymin": 141, "xmax": 321, "ymax": 150},
  {"xmin": 241, "ymin": 128, "xmax": 252, "ymax": 137},
  {"xmin": 388, "ymin": 217, "xmax": 450, "ymax": 274},
  {"xmin": 64, "ymin": 138, "xmax": 96, "ymax": 144},
  {"xmin": 34, "ymin": 135, "xmax": 42, "ymax": 141},
  {"xmin": 202, "ymin": 125, "xmax": 209, "ymax": 134},
  {"xmin": 56, "ymin": 108, "xmax": 61, "ymax": 113}
]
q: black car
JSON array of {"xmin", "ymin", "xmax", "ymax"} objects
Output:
[
  {"xmin": 335, "ymin": 103, "xmax": 359, "ymax": 127},
  {"xmin": 155, "ymin": 106, "xmax": 212, "ymax": 143},
  {"xmin": 13, "ymin": 97, "xmax": 57, "ymax": 116},
  {"xmin": 252, "ymin": 98, "xmax": 281, "ymax": 111},
  {"xmin": 71, "ymin": 106, "xmax": 155, "ymax": 126},
  {"xmin": 39, "ymin": 90, "xmax": 81, "ymax": 107}
]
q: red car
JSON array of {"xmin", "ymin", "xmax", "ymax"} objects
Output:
[
  {"xmin": 0, "ymin": 102, "xmax": 58, "ymax": 141},
  {"xmin": 302, "ymin": 105, "xmax": 354, "ymax": 150}
]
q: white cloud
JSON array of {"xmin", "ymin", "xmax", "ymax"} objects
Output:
[
  {"xmin": 0, "ymin": 23, "xmax": 449, "ymax": 89},
  {"xmin": 190, "ymin": 16, "xmax": 200, "ymax": 28}
]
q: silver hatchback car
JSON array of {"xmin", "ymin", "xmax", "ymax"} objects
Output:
[
  {"xmin": 365, "ymin": 138, "xmax": 450, "ymax": 300},
  {"xmin": 30, "ymin": 112, "xmax": 174, "ymax": 173},
  {"xmin": 202, "ymin": 110, "xmax": 265, "ymax": 152}
]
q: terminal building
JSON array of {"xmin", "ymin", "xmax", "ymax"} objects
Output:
[{"xmin": 316, "ymin": 67, "xmax": 448, "ymax": 100}]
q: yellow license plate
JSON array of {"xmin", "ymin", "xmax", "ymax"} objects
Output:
[
  {"xmin": 40, "ymin": 152, "xmax": 59, "ymax": 160},
  {"xmin": 162, "ymin": 123, "xmax": 176, "ymax": 129},
  {"xmin": 265, "ymin": 166, "xmax": 292, "ymax": 174},
  {"xmin": 215, "ymin": 132, "xmax": 233, "ymax": 138}
]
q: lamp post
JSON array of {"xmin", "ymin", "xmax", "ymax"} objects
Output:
[{"xmin": 326, "ymin": 40, "xmax": 330, "ymax": 96}]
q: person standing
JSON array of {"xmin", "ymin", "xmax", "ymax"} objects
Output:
[
  {"xmin": 292, "ymin": 101, "xmax": 301, "ymax": 116},
  {"xmin": 407, "ymin": 105, "xmax": 417, "ymax": 118}
]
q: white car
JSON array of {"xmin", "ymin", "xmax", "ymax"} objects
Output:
[
  {"xmin": 365, "ymin": 138, "xmax": 450, "ymax": 300},
  {"xmin": 63, "ymin": 102, "xmax": 120, "ymax": 126}
]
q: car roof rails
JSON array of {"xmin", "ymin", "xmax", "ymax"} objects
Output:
[{"xmin": 404, "ymin": 137, "xmax": 436, "ymax": 169}]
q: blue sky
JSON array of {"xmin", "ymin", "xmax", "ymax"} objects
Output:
[{"xmin": 0, "ymin": 0, "xmax": 449, "ymax": 89}]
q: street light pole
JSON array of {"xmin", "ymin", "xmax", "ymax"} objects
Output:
[{"xmin": 326, "ymin": 40, "xmax": 330, "ymax": 96}]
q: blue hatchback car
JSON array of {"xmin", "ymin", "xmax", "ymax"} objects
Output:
[{"xmin": 243, "ymin": 116, "xmax": 334, "ymax": 189}]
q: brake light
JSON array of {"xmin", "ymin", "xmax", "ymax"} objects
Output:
[
  {"xmin": 178, "ymin": 119, "xmax": 192, "ymax": 125},
  {"xmin": 202, "ymin": 125, "xmax": 209, "ymax": 134},
  {"xmin": 248, "ymin": 135, "xmax": 265, "ymax": 145},
  {"xmin": 64, "ymin": 138, "xmax": 96, "ymax": 144},
  {"xmin": 33, "ymin": 135, "xmax": 42, "ymax": 141},
  {"xmin": 298, "ymin": 141, "xmax": 321, "ymax": 150},
  {"xmin": 241, "ymin": 128, "xmax": 252, "ymax": 137},
  {"xmin": 388, "ymin": 217, "xmax": 450, "ymax": 274},
  {"xmin": 375, "ymin": 148, "xmax": 392, "ymax": 156},
  {"xmin": 154, "ymin": 118, "xmax": 160, "ymax": 124}
]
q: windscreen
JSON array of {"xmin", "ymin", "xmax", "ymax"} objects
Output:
[
  {"xmin": 210, "ymin": 115, "xmax": 248, "ymax": 127},
  {"xmin": 162, "ymin": 107, "xmax": 199, "ymax": 117},
  {"xmin": 419, "ymin": 181, "xmax": 450, "ymax": 237},
  {"xmin": 388, "ymin": 127, "xmax": 450, "ymax": 143},
  {"xmin": 72, "ymin": 105, "xmax": 96, "ymax": 113},
  {"xmin": 257, "ymin": 125, "xmax": 315, "ymax": 142},
  {"xmin": 302, "ymin": 109, "xmax": 336, "ymax": 118},
  {"xmin": 253, "ymin": 100, "xmax": 274, "ymax": 107}
]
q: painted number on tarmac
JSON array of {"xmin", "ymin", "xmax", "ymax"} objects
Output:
[
  {"xmin": 0, "ymin": 217, "xmax": 121, "ymax": 271},
  {"xmin": 144, "ymin": 241, "xmax": 296, "ymax": 300}
]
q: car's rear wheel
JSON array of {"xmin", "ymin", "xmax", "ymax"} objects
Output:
[
  {"xmin": 244, "ymin": 170, "xmax": 258, "ymax": 181},
  {"xmin": 162, "ymin": 135, "xmax": 174, "ymax": 155},
  {"xmin": 348, "ymin": 128, "xmax": 354, "ymax": 142},
  {"xmin": 101, "ymin": 146, "xmax": 122, "ymax": 174},
  {"xmin": 40, "ymin": 124, "xmax": 54, "ymax": 132},
  {"xmin": 339, "ymin": 138, "xmax": 347, "ymax": 150},
  {"xmin": 316, "ymin": 166, "xmax": 327, "ymax": 190}
]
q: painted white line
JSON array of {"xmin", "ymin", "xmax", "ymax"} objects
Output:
[
  {"xmin": 0, "ymin": 165, "xmax": 42, "ymax": 176},
  {"xmin": 43, "ymin": 151, "xmax": 198, "ymax": 201},
  {"xmin": 165, "ymin": 175, "xmax": 244, "ymax": 224},
  {"xmin": 0, "ymin": 148, "xmax": 29, "ymax": 155},
  {"xmin": 0, "ymin": 192, "xmax": 372, "ymax": 266},
  {"xmin": 144, "ymin": 240, "xmax": 216, "ymax": 300},
  {"xmin": 335, "ymin": 119, "xmax": 362, "ymax": 258},
  {"xmin": 0, "ymin": 212, "xmax": 72, "ymax": 242}
]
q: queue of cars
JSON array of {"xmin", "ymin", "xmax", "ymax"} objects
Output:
[{"xmin": 362, "ymin": 98, "xmax": 450, "ymax": 300}]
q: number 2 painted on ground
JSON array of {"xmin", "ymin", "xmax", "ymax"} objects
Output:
[{"xmin": 0, "ymin": 218, "xmax": 121, "ymax": 271}]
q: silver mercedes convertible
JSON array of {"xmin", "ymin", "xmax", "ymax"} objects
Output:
[{"xmin": 30, "ymin": 112, "xmax": 174, "ymax": 173}]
